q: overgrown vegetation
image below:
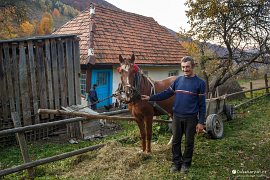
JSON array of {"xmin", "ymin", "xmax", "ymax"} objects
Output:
[{"xmin": 0, "ymin": 95, "xmax": 269, "ymax": 179}]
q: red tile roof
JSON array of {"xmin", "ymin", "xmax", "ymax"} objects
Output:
[{"xmin": 54, "ymin": 4, "xmax": 188, "ymax": 65}]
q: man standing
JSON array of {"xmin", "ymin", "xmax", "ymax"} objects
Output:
[
  {"xmin": 88, "ymin": 84, "xmax": 98, "ymax": 110},
  {"xmin": 141, "ymin": 56, "xmax": 206, "ymax": 173}
]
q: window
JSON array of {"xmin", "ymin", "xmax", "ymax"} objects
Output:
[
  {"xmin": 96, "ymin": 72, "xmax": 107, "ymax": 85},
  {"xmin": 80, "ymin": 73, "xmax": 86, "ymax": 95},
  {"xmin": 168, "ymin": 70, "xmax": 179, "ymax": 77}
]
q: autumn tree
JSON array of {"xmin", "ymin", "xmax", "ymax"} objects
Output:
[
  {"xmin": 52, "ymin": 8, "xmax": 61, "ymax": 17},
  {"xmin": 37, "ymin": 12, "xmax": 53, "ymax": 35},
  {"xmin": 0, "ymin": 0, "xmax": 30, "ymax": 39},
  {"xmin": 20, "ymin": 21, "xmax": 35, "ymax": 36},
  {"xmin": 185, "ymin": 0, "xmax": 270, "ymax": 93}
]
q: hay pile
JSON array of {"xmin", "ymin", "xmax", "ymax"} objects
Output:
[{"xmin": 62, "ymin": 141, "xmax": 171, "ymax": 179}]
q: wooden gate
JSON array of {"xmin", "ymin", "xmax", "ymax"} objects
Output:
[{"xmin": 0, "ymin": 35, "xmax": 82, "ymax": 145}]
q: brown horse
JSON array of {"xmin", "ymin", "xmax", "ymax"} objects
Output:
[{"xmin": 117, "ymin": 54, "xmax": 177, "ymax": 152}]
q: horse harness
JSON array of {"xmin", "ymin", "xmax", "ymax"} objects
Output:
[{"xmin": 116, "ymin": 67, "xmax": 171, "ymax": 116}]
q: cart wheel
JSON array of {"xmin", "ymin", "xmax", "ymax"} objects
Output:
[
  {"xmin": 206, "ymin": 114, "xmax": 224, "ymax": 139},
  {"xmin": 225, "ymin": 104, "xmax": 234, "ymax": 120}
]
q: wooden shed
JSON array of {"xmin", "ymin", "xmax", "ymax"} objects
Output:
[{"xmin": 0, "ymin": 35, "xmax": 81, "ymax": 146}]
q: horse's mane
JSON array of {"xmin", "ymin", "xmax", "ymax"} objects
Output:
[{"xmin": 136, "ymin": 69, "xmax": 155, "ymax": 96}]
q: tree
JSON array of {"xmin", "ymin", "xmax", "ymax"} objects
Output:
[
  {"xmin": 185, "ymin": 0, "xmax": 270, "ymax": 93},
  {"xmin": 20, "ymin": 21, "xmax": 35, "ymax": 36},
  {"xmin": 52, "ymin": 8, "xmax": 61, "ymax": 17},
  {"xmin": 37, "ymin": 12, "xmax": 53, "ymax": 35},
  {"xmin": 0, "ymin": 0, "xmax": 30, "ymax": 39}
]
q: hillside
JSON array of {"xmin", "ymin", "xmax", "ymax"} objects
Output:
[
  {"xmin": 0, "ymin": 0, "xmax": 79, "ymax": 39},
  {"xmin": 61, "ymin": 0, "xmax": 121, "ymax": 11}
]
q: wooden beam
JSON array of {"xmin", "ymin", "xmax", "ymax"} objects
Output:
[
  {"xmin": 0, "ymin": 142, "xmax": 105, "ymax": 177},
  {"xmin": 38, "ymin": 109, "xmax": 172, "ymax": 124},
  {"xmin": 19, "ymin": 42, "xmax": 32, "ymax": 125},
  {"xmin": 27, "ymin": 41, "xmax": 39, "ymax": 124},
  {"xmin": 11, "ymin": 112, "xmax": 35, "ymax": 179},
  {"xmin": 45, "ymin": 39, "xmax": 54, "ymax": 119}
]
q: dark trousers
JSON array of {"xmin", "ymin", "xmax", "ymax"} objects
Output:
[
  {"xmin": 91, "ymin": 103, "xmax": 97, "ymax": 110},
  {"xmin": 172, "ymin": 115, "xmax": 198, "ymax": 168}
]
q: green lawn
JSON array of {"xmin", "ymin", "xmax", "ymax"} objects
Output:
[{"xmin": 1, "ymin": 95, "xmax": 269, "ymax": 179}]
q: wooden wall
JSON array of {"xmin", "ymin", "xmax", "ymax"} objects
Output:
[{"xmin": 0, "ymin": 35, "xmax": 81, "ymax": 145}]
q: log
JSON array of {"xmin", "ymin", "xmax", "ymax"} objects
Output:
[
  {"xmin": 0, "ymin": 143, "xmax": 105, "ymax": 177},
  {"xmin": 11, "ymin": 112, "xmax": 35, "ymax": 179},
  {"xmin": 38, "ymin": 109, "xmax": 172, "ymax": 124}
]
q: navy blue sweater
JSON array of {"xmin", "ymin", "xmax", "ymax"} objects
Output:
[{"xmin": 149, "ymin": 75, "xmax": 206, "ymax": 124}]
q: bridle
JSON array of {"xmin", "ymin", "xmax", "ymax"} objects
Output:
[{"xmin": 116, "ymin": 64, "xmax": 143, "ymax": 104}]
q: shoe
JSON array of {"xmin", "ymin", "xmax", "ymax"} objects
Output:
[
  {"xmin": 170, "ymin": 165, "xmax": 180, "ymax": 173},
  {"xmin": 180, "ymin": 165, "xmax": 189, "ymax": 173}
]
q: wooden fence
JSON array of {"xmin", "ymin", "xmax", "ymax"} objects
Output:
[{"xmin": 0, "ymin": 35, "xmax": 82, "ymax": 145}]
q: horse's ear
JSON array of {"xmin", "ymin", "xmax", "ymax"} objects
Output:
[
  {"xmin": 119, "ymin": 55, "xmax": 124, "ymax": 64},
  {"xmin": 130, "ymin": 54, "xmax": 135, "ymax": 63}
]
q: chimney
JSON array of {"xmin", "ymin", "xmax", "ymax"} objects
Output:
[{"xmin": 87, "ymin": 3, "xmax": 96, "ymax": 64}]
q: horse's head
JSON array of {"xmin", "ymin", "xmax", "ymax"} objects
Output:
[{"xmin": 118, "ymin": 54, "xmax": 140, "ymax": 103}]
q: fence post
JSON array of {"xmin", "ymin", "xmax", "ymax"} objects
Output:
[
  {"xmin": 216, "ymin": 87, "xmax": 219, "ymax": 98},
  {"xmin": 265, "ymin": 74, "xmax": 269, "ymax": 94},
  {"xmin": 250, "ymin": 81, "xmax": 253, "ymax": 98},
  {"xmin": 11, "ymin": 112, "xmax": 35, "ymax": 179}
]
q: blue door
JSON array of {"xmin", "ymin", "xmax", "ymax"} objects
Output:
[{"xmin": 91, "ymin": 69, "xmax": 112, "ymax": 109}]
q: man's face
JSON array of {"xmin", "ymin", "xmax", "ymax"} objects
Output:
[{"xmin": 181, "ymin": 61, "xmax": 194, "ymax": 77}]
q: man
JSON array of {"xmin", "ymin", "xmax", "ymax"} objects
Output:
[
  {"xmin": 141, "ymin": 56, "xmax": 206, "ymax": 173},
  {"xmin": 88, "ymin": 84, "xmax": 98, "ymax": 110}
]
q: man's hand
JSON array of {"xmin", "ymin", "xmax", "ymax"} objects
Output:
[
  {"xmin": 196, "ymin": 123, "xmax": 205, "ymax": 133},
  {"xmin": 141, "ymin": 95, "xmax": 150, "ymax": 101}
]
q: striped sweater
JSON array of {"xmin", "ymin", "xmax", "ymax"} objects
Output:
[{"xmin": 149, "ymin": 75, "xmax": 206, "ymax": 124}]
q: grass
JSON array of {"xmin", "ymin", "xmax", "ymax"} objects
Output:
[{"xmin": 1, "ymin": 95, "xmax": 270, "ymax": 179}]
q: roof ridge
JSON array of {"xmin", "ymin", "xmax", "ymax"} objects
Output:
[{"xmin": 93, "ymin": 3, "xmax": 154, "ymax": 21}]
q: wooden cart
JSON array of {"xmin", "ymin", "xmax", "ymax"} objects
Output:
[{"xmin": 205, "ymin": 95, "xmax": 234, "ymax": 139}]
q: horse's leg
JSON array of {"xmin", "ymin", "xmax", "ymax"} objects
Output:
[
  {"xmin": 144, "ymin": 116, "xmax": 153, "ymax": 153},
  {"xmin": 136, "ymin": 119, "xmax": 146, "ymax": 152}
]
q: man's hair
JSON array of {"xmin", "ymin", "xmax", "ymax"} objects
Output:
[
  {"xmin": 93, "ymin": 84, "xmax": 97, "ymax": 87},
  {"xmin": 181, "ymin": 56, "xmax": 195, "ymax": 68}
]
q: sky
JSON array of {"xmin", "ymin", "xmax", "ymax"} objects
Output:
[{"xmin": 105, "ymin": 0, "xmax": 189, "ymax": 32}]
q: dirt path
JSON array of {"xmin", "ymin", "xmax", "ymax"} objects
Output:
[{"xmin": 241, "ymin": 79, "xmax": 267, "ymax": 90}]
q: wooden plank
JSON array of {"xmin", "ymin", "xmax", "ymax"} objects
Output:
[
  {"xmin": 3, "ymin": 44, "xmax": 15, "ymax": 122},
  {"xmin": 45, "ymin": 39, "xmax": 54, "ymax": 119},
  {"xmin": 65, "ymin": 38, "xmax": 75, "ymax": 105},
  {"xmin": 19, "ymin": 42, "xmax": 32, "ymax": 126},
  {"xmin": 0, "ymin": 44, "xmax": 9, "ymax": 126},
  {"xmin": 73, "ymin": 38, "xmax": 81, "ymax": 105},
  {"xmin": 36, "ymin": 41, "xmax": 48, "ymax": 119},
  {"xmin": 27, "ymin": 41, "xmax": 40, "ymax": 124},
  {"xmin": 50, "ymin": 39, "xmax": 60, "ymax": 109},
  {"xmin": 66, "ymin": 38, "xmax": 79, "ymax": 138},
  {"xmin": 73, "ymin": 38, "xmax": 83, "ymax": 138},
  {"xmin": 11, "ymin": 112, "xmax": 35, "ymax": 179},
  {"xmin": 12, "ymin": 43, "xmax": 21, "ymax": 119},
  {"xmin": 57, "ymin": 39, "xmax": 67, "ymax": 107}
]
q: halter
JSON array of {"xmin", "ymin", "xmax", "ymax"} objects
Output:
[{"xmin": 116, "ymin": 64, "xmax": 155, "ymax": 104}]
